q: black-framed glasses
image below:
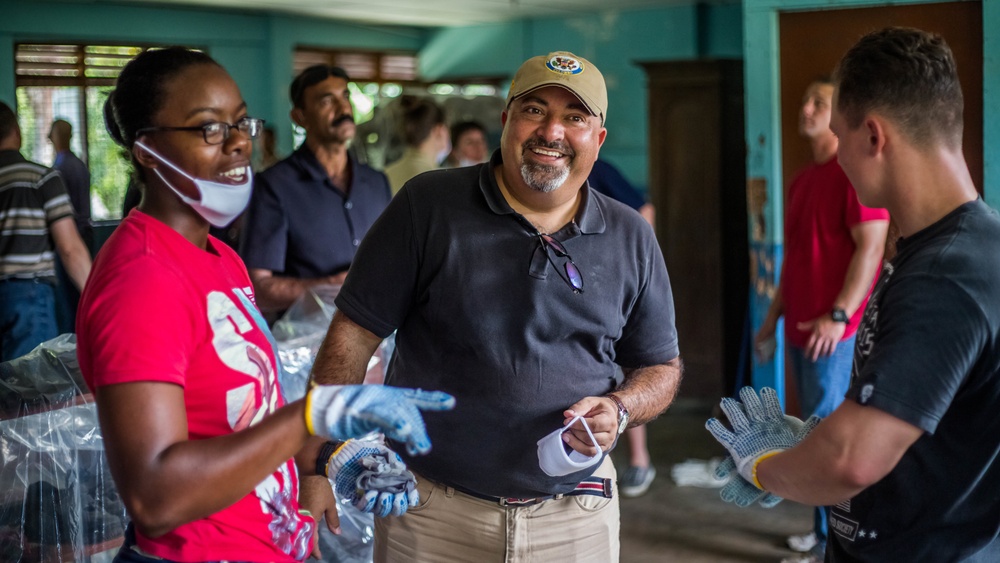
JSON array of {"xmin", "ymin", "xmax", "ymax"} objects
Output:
[
  {"xmin": 538, "ymin": 234, "xmax": 584, "ymax": 293},
  {"xmin": 136, "ymin": 117, "xmax": 265, "ymax": 145}
]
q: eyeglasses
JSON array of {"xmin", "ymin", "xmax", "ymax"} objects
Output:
[
  {"xmin": 136, "ymin": 117, "xmax": 265, "ymax": 145},
  {"xmin": 537, "ymin": 234, "xmax": 584, "ymax": 293}
]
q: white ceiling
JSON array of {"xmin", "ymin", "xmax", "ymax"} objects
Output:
[{"xmin": 100, "ymin": 0, "xmax": 703, "ymax": 27}]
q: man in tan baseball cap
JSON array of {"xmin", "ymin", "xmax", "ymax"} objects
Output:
[
  {"xmin": 497, "ymin": 50, "xmax": 608, "ymax": 221},
  {"xmin": 339, "ymin": 49, "xmax": 681, "ymax": 563}
]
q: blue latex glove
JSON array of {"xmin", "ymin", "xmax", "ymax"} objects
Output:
[
  {"xmin": 307, "ymin": 385, "xmax": 455, "ymax": 455},
  {"xmin": 705, "ymin": 386, "xmax": 820, "ymax": 488},
  {"xmin": 327, "ymin": 439, "xmax": 418, "ymax": 517}
]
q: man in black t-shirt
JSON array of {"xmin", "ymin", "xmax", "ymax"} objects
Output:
[
  {"xmin": 709, "ymin": 27, "xmax": 1000, "ymax": 562},
  {"xmin": 308, "ymin": 51, "xmax": 683, "ymax": 562}
]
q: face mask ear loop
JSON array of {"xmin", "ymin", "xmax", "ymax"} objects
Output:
[
  {"xmin": 562, "ymin": 416, "xmax": 600, "ymax": 454},
  {"xmin": 576, "ymin": 416, "xmax": 600, "ymax": 451},
  {"xmin": 134, "ymin": 140, "xmax": 197, "ymax": 182}
]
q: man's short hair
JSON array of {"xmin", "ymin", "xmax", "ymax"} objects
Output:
[
  {"xmin": 834, "ymin": 26, "xmax": 963, "ymax": 149},
  {"xmin": 0, "ymin": 101, "xmax": 17, "ymax": 141},
  {"xmin": 290, "ymin": 65, "xmax": 350, "ymax": 109},
  {"xmin": 811, "ymin": 75, "xmax": 834, "ymax": 88}
]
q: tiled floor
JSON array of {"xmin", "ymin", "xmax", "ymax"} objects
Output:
[{"xmin": 614, "ymin": 399, "xmax": 813, "ymax": 563}]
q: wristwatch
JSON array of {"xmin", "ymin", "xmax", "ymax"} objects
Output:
[
  {"xmin": 831, "ymin": 308, "xmax": 849, "ymax": 323},
  {"xmin": 607, "ymin": 393, "xmax": 630, "ymax": 436}
]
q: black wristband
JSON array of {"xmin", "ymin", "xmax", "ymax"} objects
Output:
[{"xmin": 316, "ymin": 440, "xmax": 340, "ymax": 477}]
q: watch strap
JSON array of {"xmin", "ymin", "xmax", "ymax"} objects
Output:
[
  {"xmin": 607, "ymin": 393, "xmax": 629, "ymax": 434},
  {"xmin": 316, "ymin": 440, "xmax": 341, "ymax": 477},
  {"xmin": 831, "ymin": 307, "xmax": 849, "ymax": 323}
]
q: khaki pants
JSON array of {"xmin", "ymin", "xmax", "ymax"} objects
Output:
[{"xmin": 374, "ymin": 457, "xmax": 619, "ymax": 563}]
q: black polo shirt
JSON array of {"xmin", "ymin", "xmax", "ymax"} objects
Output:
[
  {"xmin": 336, "ymin": 150, "xmax": 679, "ymax": 498},
  {"xmin": 240, "ymin": 145, "xmax": 391, "ymax": 278}
]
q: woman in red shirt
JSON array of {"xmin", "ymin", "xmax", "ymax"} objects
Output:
[{"xmin": 78, "ymin": 47, "xmax": 452, "ymax": 563}]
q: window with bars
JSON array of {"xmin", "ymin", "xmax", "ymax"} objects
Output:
[
  {"xmin": 293, "ymin": 48, "xmax": 420, "ymax": 83},
  {"xmin": 15, "ymin": 44, "xmax": 150, "ymax": 221}
]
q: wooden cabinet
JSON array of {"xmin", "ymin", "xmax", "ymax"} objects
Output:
[{"xmin": 639, "ymin": 60, "xmax": 748, "ymax": 400}]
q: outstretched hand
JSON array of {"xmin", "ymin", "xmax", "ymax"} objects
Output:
[
  {"xmin": 712, "ymin": 413, "xmax": 819, "ymax": 507},
  {"xmin": 307, "ymin": 385, "xmax": 455, "ymax": 455},
  {"xmin": 705, "ymin": 387, "xmax": 820, "ymax": 488}
]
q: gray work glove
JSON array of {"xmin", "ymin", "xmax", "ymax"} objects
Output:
[{"xmin": 705, "ymin": 387, "xmax": 820, "ymax": 495}]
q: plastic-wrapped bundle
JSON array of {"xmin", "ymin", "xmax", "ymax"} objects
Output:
[
  {"xmin": 0, "ymin": 335, "xmax": 127, "ymax": 562},
  {"xmin": 274, "ymin": 285, "xmax": 396, "ymax": 563}
]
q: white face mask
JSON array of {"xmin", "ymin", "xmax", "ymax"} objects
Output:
[
  {"xmin": 536, "ymin": 415, "xmax": 602, "ymax": 477},
  {"xmin": 135, "ymin": 140, "xmax": 253, "ymax": 228}
]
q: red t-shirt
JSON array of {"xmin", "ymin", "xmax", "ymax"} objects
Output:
[
  {"xmin": 782, "ymin": 157, "xmax": 890, "ymax": 348},
  {"xmin": 77, "ymin": 210, "xmax": 314, "ymax": 562}
]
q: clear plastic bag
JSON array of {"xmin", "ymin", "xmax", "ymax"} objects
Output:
[
  {"xmin": 274, "ymin": 284, "xmax": 394, "ymax": 402},
  {"xmin": 274, "ymin": 285, "xmax": 397, "ymax": 563},
  {"xmin": 0, "ymin": 335, "xmax": 127, "ymax": 562}
]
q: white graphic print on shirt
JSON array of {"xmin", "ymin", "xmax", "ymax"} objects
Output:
[{"xmin": 206, "ymin": 289, "xmax": 311, "ymax": 559}]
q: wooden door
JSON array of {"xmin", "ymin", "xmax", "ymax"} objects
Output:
[
  {"xmin": 780, "ymin": 2, "xmax": 983, "ymax": 195},
  {"xmin": 641, "ymin": 60, "xmax": 748, "ymax": 400}
]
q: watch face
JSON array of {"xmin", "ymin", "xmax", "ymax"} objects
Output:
[
  {"xmin": 618, "ymin": 413, "xmax": 629, "ymax": 435},
  {"xmin": 831, "ymin": 308, "xmax": 849, "ymax": 323}
]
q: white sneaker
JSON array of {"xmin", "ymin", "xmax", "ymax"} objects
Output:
[{"xmin": 787, "ymin": 532, "xmax": 818, "ymax": 553}]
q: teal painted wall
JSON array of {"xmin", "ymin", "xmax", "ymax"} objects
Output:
[
  {"xmin": 419, "ymin": 3, "xmax": 745, "ymax": 192},
  {"xmin": 742, "ymin": 0, "xmax": 994, "ymax": 399},
  {"xmin": 0, "ymin": 0, "xmax": 742, "ymax": 185},
  {"xmin": 0, "ymin": 0, "xmax": 427, "ymax": 154}
]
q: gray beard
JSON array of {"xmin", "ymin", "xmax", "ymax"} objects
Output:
[{"xmin": 520, "ymin": 161, "xmax": 570, "ymax": 193}]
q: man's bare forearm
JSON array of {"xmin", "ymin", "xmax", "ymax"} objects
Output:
[
  {"xmin": 310, "ymin": 310, "xmax": 383, "ymax": 386},
  {"xmin": 617, "ymin": 357, "xmax": 683, "ymax": 426},
  {"xmin": 50, "ymin": 217, "xmax": 91, "ymax": 291},
  {"xmin": 835, "ymin": 226, "xmax": 887, "ymax": 316}
]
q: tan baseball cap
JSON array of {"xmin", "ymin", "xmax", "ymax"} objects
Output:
[{"xmin": 506, "ymin": 51, "xmax": 607, "ymax": 125}]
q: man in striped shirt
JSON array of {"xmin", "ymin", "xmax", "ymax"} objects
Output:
[{"xmin": 0, "ymin": 101, "xmax": 91, "ymax": 361}]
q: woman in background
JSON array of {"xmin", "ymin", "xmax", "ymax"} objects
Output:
[
  {"xmin": 77, "ymin": 47, "xmax": 452, "ymax": 563},
  {"xmin": 384, "ymin": 96, "xmax": 449, "ymax": 194}
]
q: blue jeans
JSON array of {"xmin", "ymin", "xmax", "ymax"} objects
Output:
[
  {"xmin": 789, "ymin": 334, "xmax": 856, "ymax": 544},
  {"xmin": 0, "ymin": 278, "xmax": 58, "ymax": 362}
]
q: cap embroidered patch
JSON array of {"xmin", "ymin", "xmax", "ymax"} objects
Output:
[{"xmin": 546, "ymin": 55, "xmax": 584, "ymax": 75}]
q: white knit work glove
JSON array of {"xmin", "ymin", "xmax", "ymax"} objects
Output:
[
  {"xmin": 325, "ymin": 439, "xmax": 419, "ymax": 517},
  {"xmin": 705, "ymin": 386, "xmax": 820, "ymax": 490}
]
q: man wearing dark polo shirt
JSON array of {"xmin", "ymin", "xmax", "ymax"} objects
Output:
[
  {"xmin": 240, "ymin": 65, "xmax": 391, "ymax": 317},
  {"xmin": 308, "ymin": 51, "xmax": 683, "ymax": 562}
]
